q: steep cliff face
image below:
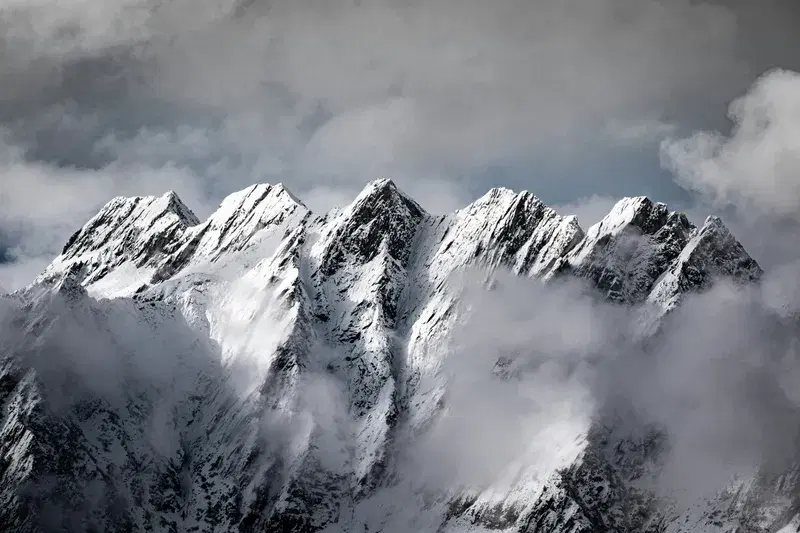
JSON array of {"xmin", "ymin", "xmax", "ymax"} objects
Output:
[{"xmin": 0, "ymin": 179, "xmax": 784, "ymax": 533}]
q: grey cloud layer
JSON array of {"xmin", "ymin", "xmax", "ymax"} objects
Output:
[{"xmin": 2, "ymin": 0, "xmax": 800, "ymax": 287}]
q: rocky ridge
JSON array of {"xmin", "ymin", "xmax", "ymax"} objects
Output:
[{"xmin": 0, "ymin": 178, "xmax": 784, "ymax": 533}]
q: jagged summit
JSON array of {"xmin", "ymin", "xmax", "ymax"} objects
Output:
[
  {"xmin": 647, "ymin": 215, "xmax": 763, "ymax": 311},
  {"xmin": 59, "ymin": 190, "xmax": 200, "ymax": 256},
  {"xmin": 315, "ymin": 179, "xmax": 426, "ymax": 275},
  {"xmin": 162, "ymin": 190, "xmax": 202, "ymax": 225},
  {"xmin": 271, "ymin": 182, "xmax": 306, "ymax": 207},
  {"xmin": 0, "ymin": 176, "xmax": 780, "ymax": 533},
  {"xmin": 39, "ymin": 191, "xmax": 201, "ymax": 292},
  {"xmin": 346, "ymin": 178, "xmax": 427, "ymax": 224},
  {"xmin": 35, "ymin": 183, "xmax": 309, "ymax": 294},
  {"xmin": 32, "ymin": 180, "xmax": 760, "ymax": 311}
]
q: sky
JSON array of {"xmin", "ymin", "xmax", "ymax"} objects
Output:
[{"xmin": 2, "ymin": 0, "xmax": 800, "ymax": 288}]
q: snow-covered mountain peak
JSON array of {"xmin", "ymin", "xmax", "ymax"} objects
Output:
[
  {"xmin": 160, "ymin": 190, "xmax": 202, "ymax": 226},
  {"xmin": 581, "ymin": 196, "xmax": 668, "ymax": 245},
  {"xmin": 428, "ymin": 185, "xmax": 583, "ymax": 279},
  {"xmin": 175, "ymin": 182, "xmax": 309, "ymax": 263},
  {"xmin": 682, "ymin": 215, "xmax": 761, "ymax": 282},
  {"xmin": 647, "ymin": 213, "xmax": 763, "ymax": 311},
  {"xmin": 29, "ymin": 181, "xmax": 762, "ymax": 312},
  {"xmin": 61, "ymin": 190, "xmax": 200, "ymax": 257},
  {"xmin": 33, "ymin": 183, "xmax": 310, "ymax": 297},
  {"xmin": 314, "ymin": 179, "xmax": 426, "ymax": 275},
  {"xmin": 207, "ymin": 183, "xmax": 307, "ymax": 223},
  {"xmin": 37, "ymin": 191, "xmax": 200, "ymax": 290},
  {"xmin": 558, "ymin": 195, "xmax": 760, "ymax": 306},
  {"xmin": 570, "ymin": 196, "xmax": 677, "ymax": 261},
  {"xmin": 476, "ymin": 185, "xmax": 534, "ymax": 202},
  {"xmin": 348, "ymin": 178, "xmax": 426, "ymax": 219},
  {"xmin": 0, "ymin": 179, "xmax": 782, "ymax": 533}
]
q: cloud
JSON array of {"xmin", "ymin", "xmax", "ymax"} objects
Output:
[
  {"xmin": 412, "ymin": 272, "xmax": 611, "ymax": 490},
  {"xmin": 1, "ymin": 0, "xmax": 798, "ymax": 270},
  {"xmin": 402, "ymin": 266, "xmax": 800, "ymax": 521},
  {"xmin": 605, "ymin": 118, "xmax": 678, "ymax": 146},
  {"xmin": 2, "ymin": 0, "xmax": 800, "ymax": 289},
  {"xmin": 114, "ymin": 0, "xmax": 753, "ymax": 180},
  {"xmin": 6, "ymin": 1, "xmax": 800, "ymax": 523},
  {"xmin": 662, "ymin": 69, "xmax": 800, "ymax": 219}
]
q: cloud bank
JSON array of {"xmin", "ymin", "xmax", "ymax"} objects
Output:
[
  {"xmin": 3, "ymin": 0, "xmax": 800, "ymax": 287},
  {"xmin": 414, "ymin": 272, "xmax": 800, "ymax": 510}
]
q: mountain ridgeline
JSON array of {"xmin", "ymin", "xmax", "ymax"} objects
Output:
[{"xmin": 1, "ymin": 179, "xmax": 792, "ymax": 533}]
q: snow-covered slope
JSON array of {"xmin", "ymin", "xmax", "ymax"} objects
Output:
[{"xmin": 0, "ymin": 179, "xmax": 787, "ymax": 533}]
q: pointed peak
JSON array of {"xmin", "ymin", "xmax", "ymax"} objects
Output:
[
  {"xmin": 700, "ymin": 215, "xmax": 725, "ymax": 231},
  {"xmin": 317, "ymin": 179, "xmax": 427, "ymax": 275},
  {"xmin": 40, "ymin": 189, "xmax": 204, "ymax": 291},
  {"xmin": 215, "ymin": 183, "xmax": 307, "ymax": 214},
  {"xmin": 690, "ymin": 215, "xmax": 753, "ymax": 259},
  {"xmin": 366, "ymin": 177, "xmax": 396, "ymax": 191},
  {"xmin": 682, "ymin": 215, "xmax": 743, "ymax": 247},
  {"xmin": 60, "ymin": 192, "xmax": 197, "ymax": 258},
  {"xmin": 483, "ymin": 186, "xmax": 516, "ymax": 198},
  {"xmin": 482, "ymin": 186, "xmax": 535, "ymax": 201},
  {"xmin": 647, "ymin": 212, "xmax": 762, "ymax": 311},
  {"xmin": 607, "ymin": 195, "xmax": 653, "ymax": 217},
  {"xmin": 349, "ymin": 178, "xmax": 426, "ymax": 218},
  {"xmin": 90, "ymin": 191, "xmax": 199, "ymax": 230},
  {"xmin": 159, "ymin": 191, "xmax": 200, "ymax": 226},
  {"xmin": 590, "ymin": 195, "xmax": 671, "ymax": 237},
  {"xmin": 273, "ymin": 182, "xmax": 306, "ymax": 209},
  {"xmin": 467, "ymin": 187, "xmax": 542, "ymax": 215},
  {"xmin": 685, "ymin": 215, "xmax": 761, "ymax": 275},
  {"xmin": 354, "ymin": 178, "xmax": 400, "ymax": 200},
  {"xmin": 566, "ymin": 196, "xmax": 681, "ymax": 270},
  {"xmin": 207, "ymin": 183, "xmax": 309, "ymax": 229}
]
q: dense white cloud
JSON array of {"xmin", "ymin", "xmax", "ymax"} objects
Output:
[
  {"xmin": 403, "ymin": 267, "xmax": 800, "ymax": 512},
  {"xmin": 663, "ymin": 69, "xmax": 800, "ymax": 219}
]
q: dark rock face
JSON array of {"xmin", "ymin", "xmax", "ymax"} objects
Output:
[
  {"xmin": 53, "ymin": 193, "xmax": 200, "ymax": 288},
  {"xmin": 566, "ymin": 199, "xmax": 693, "ymax": 304},
  {"xmin": 318, "ymin": 179, "xmax": 425, "ymax": 276},
  {"xmin": 668, "ymin": 216, "xmax": 763, "ymax": 291},
  {"xmin": 0, "ymin": 180, "xmax": 778, "ymax": 533}
]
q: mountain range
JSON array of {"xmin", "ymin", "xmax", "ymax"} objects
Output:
[{"xmin": 1, "ymin": 178, "xmax": 796, "ymax": 533}]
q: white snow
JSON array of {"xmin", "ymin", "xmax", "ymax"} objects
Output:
[{"xmin": 0, "ymin": 179, "xmax": 768, "ymax": 533}]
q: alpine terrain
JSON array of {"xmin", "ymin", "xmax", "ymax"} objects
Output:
[{"xmin": 1, "ymin": 178, "xmax": 796, "ymax": 533}]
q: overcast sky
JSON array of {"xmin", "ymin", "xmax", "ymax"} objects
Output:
[{"xmin": 1, "ymin": 0, "xmax": 800, "ymax": 288}]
